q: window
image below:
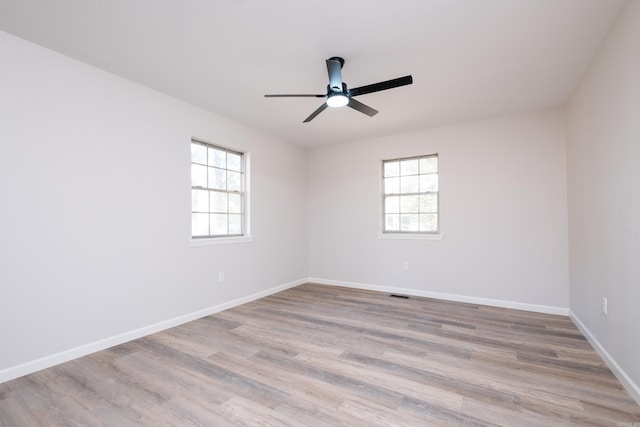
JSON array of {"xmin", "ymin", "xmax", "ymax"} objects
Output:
[
  {"xmin": 382, "ymin": 154, "xmax": 439, "ymax": 234},
  {"xmin": 191, "ymin": 140, "xmax": 246, "ymax": 238}
]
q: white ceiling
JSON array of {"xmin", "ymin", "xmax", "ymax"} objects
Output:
[{"xmin": 0, "ymin": 0, "xmax": 626, "ymax": 147}]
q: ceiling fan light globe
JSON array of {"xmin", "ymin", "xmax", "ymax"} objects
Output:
[{"xmin": 326, "ymin": 93, "xmax": 349, "ymax": 108}]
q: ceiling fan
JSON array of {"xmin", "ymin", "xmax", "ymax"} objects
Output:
[{"xmin": 265, "ymin": 57, "xmax": 413, "ymax": 123}]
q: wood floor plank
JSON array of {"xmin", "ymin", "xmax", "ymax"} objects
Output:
[
  {"xmin": 208, "ymin": 351, "xmax": 346, "ymax": 411},
  {"xmin": 1, "ymin": 283, "xmax": 639, "ymax": 426}
]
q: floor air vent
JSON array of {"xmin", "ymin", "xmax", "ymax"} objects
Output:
[{"xmin": 389, "ymin": 294, "xmax": 410, "ymax": 299}]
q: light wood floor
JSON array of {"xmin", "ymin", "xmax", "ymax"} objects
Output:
[{"xmin": 1, "ymin": 283, "xmax": 639, "ymax": 426}]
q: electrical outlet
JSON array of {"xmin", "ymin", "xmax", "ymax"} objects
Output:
[
  {"xmin": 602, "ymin": 297, "xmax": 608, "ymax": 315},
  {"xmin": 218, "ymin": 272, "xmax": 225, "ymax": 283},
  {"xmin": 402, "ymin": 262, "xmax": 409, "ymax": 271}
]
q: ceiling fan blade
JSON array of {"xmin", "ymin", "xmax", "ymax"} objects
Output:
[
  {"xmin": 265, "ymin": 94, "xmax": 325, "ymax": 98},
  {"xmin": 348, "ymin": 75, "xmax": 413, "ymax": 97},
  {"xmin": 348, "ymin": 98, "xmax": 378, "ymax": 117},
  {"xmin": 303, "ymin": 103, "xmax": 329, "ymax": 123},
  {"xmin": 326, "ymin": 58, "xmax": 344, "ymax": 93}
]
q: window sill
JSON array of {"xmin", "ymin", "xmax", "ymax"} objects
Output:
[
  {"xmin": 190, "ymin": 236, "xmax": 253, "ymax": 247},
  {"xmin": 378, "ymin": 233, "xmax": 443, "ymax": 241}
]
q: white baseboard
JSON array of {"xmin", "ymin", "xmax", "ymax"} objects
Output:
[
  {"xmin": 0, "ymin": 278, "xmax": 306, "ymax": 384},
  {"xmin": 570, "ymin": 311, "xmax": 640, "ymax": 405},
  {"xmin": 308, "ymin": 277, "xmax": 569, "ymax": 316}
]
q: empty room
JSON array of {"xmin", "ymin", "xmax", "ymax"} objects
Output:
[{"xmin": 1, "ymin": 0, "xmax": 639, "ymax": 425}]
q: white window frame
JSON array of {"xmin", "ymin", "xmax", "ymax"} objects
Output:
[
  {"xmin": 190, "ymin": 139, "xmax": 251, "ymax": 246},
  {"xmin": 380, "ymin": 153, "xmax": 441, "ymax": 239}
]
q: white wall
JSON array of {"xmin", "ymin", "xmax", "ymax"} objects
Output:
[
  {"xmin": 566, "ymin": 0, "xmax": 640, "ymax": 398},
  {"xmin": 0, "ymin": 31, "xmax": 308, "ymax": 378},
  {"xmin": 308, "ymin": 110, "xmax": 569, "ymax": 311}
]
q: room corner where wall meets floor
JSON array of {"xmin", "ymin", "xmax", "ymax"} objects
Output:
[
  {"xmin": 308, "ymin": 278, "xmax": 569, "ymax": 316},
  {"xmin": 1, "ymin": 283, "xmax": 639, "ymax": 425}
]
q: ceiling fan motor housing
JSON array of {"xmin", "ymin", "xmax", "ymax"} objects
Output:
[{"xmin": 328, "ymin": 82, "xmax": 348, "ymax": 94}]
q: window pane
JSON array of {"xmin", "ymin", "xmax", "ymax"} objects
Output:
[
  {"xmin": 229, "ymin": 193, "xmax": 242, "ymax": 214},
  {"xmin": 209, "ymin": 147, "xmax": 226, "ymax": 168},
  {"xmin": 420, "ymin": 174, "xmax": 438, "ymax": 192},
  {"xmin": 191, "ymin": 164, "xmax": 207, "ymax": 187},
  {"xmin": 209, "ymin": 168, "xmax": 226, "ymax": 190},
  {"xmin": 210, "ymin": 214, "xmax": 227, "ymax": 235},
  {"xmin": 400, "ymin": 175, "xmax": 419, "ymax": 193},
  {"xmin": 227, "ymin": 152, "xmax": 242, "ymax": 172},
  {"xmin": 400, "ymin": 195, "xmax": 419, "ymax": 213},
  {"xmin": 211, "ymin": 192, "xmax": 227, "ymax": 213},
  {"xmin": 384, "ymin": 177, "xmax": 400, "ymax": 194},
  {"xmin": 192, "ymin": 140, "xmax": 246, "ymax": 238},
  {"xmin": 420, "ymin": 156, "xmax": 438, "ymax": 174},
  {"xmin": 400, "ymin": 214, "xmax": 419, "ymax": 231},
  {"xmin": 191, "ymin": 189, "xmax": 209, "ymax": 212},
  {"xmin": 229, "ymin": 214, "xmax": 242, "ymax": 234},
  {"xmin": 192, "ymin": 213, "xmax": 209, "ymax": 236},
  {"xmin": 385, "ymin": 196, "xmax": 400, "ymax": 214},
  {"xmin": 227, "ymin": 171, "xmax": 241, "ymax": 192},
  {"xmin": 385, "ymin": 214, "xmax": 400, "ymax": 231},
  {"xmin": 419, "ymin": 194, "xmax": 438, "ymax": 213},
  {"xmin": 400, "ymin": 159, "xmax": 419, "ymax": 176},
  {"xmin": 384, "ymin": 161, "xmax": 399, "ymax": 177},
  {"xmin": 382, "ymin": 153, "xmax": 438, "ymax": 234},
  {"xmin": 191, "ymin": 143, "xmax": 207, "ymax": 164},
  {"xmin": 420, "ymin": 214, "xmax": 438, "ymax": 232}
]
